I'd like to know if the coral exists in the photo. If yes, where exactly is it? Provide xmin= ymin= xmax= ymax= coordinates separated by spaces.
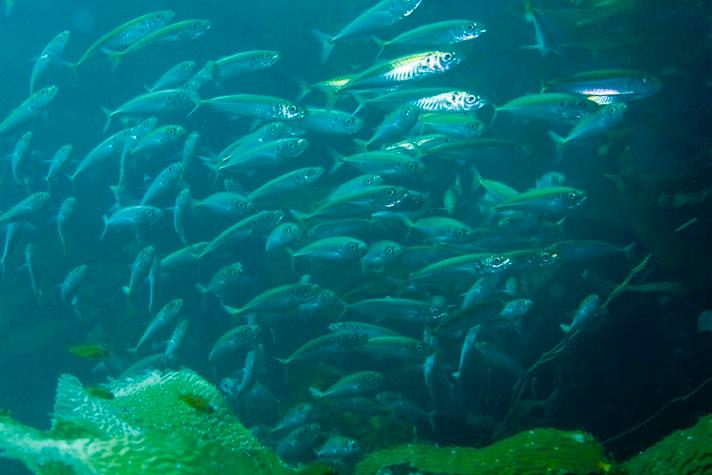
xmin=623 ymin=413 xmax=712 ymax=474
xmin=0 ymin=369 xmax=330 ymax=475
xmin=355 ymin=428 xmax=612 ymax=475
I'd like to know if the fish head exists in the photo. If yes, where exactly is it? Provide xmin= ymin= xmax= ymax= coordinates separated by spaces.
xmin=159 ymin=125 xmax=186 ymax=144
xmin=278 ymin=138 xmax=309 ymax=158
xmin=34 ymin=85 xmax=58 ymax=105
xmin=334 ymin=113 xmax=365 ymax=135
xmin=300 ymin=166 xmax=325 ymax=185
xmin=633 ymin=73 xmax=662 ymax=97
xmin=140 ymin=206 xmax=165 ymax=226
xmin=164 ymin=298 xmax=184 ymax=316
xmin=235 ymin=324 xmax=261 ymax=344
xmin=484 ymin=254 xmax=512 ymax=273
xmin=30 ymin=192 xmax=51 ymax=210
xmin=339 ymin=437 xmax=361 ymax=455
xmin=358 ymin=371 xmax=384 ymax=391
xmin=461 ymin=119 xmax=486 ymax=137
xmin=260 ymin=122 xmax=286 ymax=140
xmin=173 ymin=89 xmax=201 ymax=109
xmin=274 ymin=102 xmax=306 ymax=120
xmin=338 ymin=332 xmax=370 ymax=352
xmin=535 ymin=247 xmax=560 ymax=267
xmin=557 ymin=188 xmax=587 ymax=209
xmin=183 ymin=20 xmax=212 ymax=39
xmin=398 ymin=189 xmax=429 ymax=212
xmin=456 ymin=20 xmax=487 ymax=41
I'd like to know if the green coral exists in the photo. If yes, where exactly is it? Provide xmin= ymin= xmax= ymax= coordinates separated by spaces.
xmin=623 ymin=414 xmax=712 ymax=474
xmin=0 ymin=369 xmax=330 ymax=475
xmin=355 ymin=428 xmax=612 ymax=475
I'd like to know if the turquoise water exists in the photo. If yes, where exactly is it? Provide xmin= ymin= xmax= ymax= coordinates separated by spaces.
xmin=0 ymin=0 xmax=711 ymax=473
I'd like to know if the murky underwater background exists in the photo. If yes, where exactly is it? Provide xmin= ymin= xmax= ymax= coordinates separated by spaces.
xmin=0 ymin=0 xmax=711 ymax=473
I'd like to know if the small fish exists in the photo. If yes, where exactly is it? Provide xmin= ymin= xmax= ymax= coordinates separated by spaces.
xmin=360 ymin=336 xmax=428 ymax=362
xmin=416 ymin=112 xmax=486 ymax=138
xmin=266 ymin=222 xmax=302 ymax=252
xmin=361 ymin=240 xmax=403 ymax=272
xmin=140 ymin=162 xmax=184 ymax=205
xmin=215 ymin=50 xmax=281 ymax=80
xmin=327 ymin=174 xmax=384 ymax=201
xmin=71 ymin=127 xmax=133 ymax=182
xmin=11 ymin=131 xmax=33 ymax=187
xmin=376 ymin=391 xmax=434 ymax=427
xmin=347 ymin=297 xmax=446 ymax=324
xmin=312 ymin=0 xmax=423 ymax=62
xmin=106 ymin=19 xmax=212 ymax=69
xmin=217 ymin=138 xmax=309 ymax=174
xmin=196 ymin=262 xmax=244 ymax=302
xmin=452 ymin=325 xmax=480 ymax=382
xmin=561 ymin=294 xmax=601 ymax=333
xmin=185 ymin=60 xmax=219 ymax=91
xmin=57 ymin=197 xmax=77 ymax=255
xmin=181 ymin=131 xmax=201 ymax=180
xmin=339 ymin=51 xmax=461 ymax=92
xmin=315 ymin=435 xmax=361 ymax=459
xmin=165 ymin=318 xmax=189 ymax=359
xmin=309 ymin=371 xmax=383 ymax=400
xmin=218 ymin=122 xmax=296 ymax=159
xmin=329 ymin=321 xmax=402 ymax=339
xmin=545 ymin=69 xmax=662 ymax=104
xmin=101 ymin=205 xmax=164 ymax=240
xmin=130 ymin=298 xmax=183 ymax=353
xmin=549 ymin=103 xmax=627 ymax=146
xmin=61 ymin=264 xmax=88 ymax=305
xmin=276 ymin=332 xmax=369 ymax=365
xmin=179 ymin=393 xmax=216 ymax=414
xmin=72 ymin=10 xmax=176 ymax=68
xmin=24 ymin=243 xmax=40 ymax=298
xmin=0 ymin=192 xmax=51 ymax=226
xmin=122 ymin=245 xmax=156 ymax=297
xmin=67 ymin=343 xmax=110 ymax=360
xmin=31 ymin=30 xmax=70 ymax=94
xmin=227 ymin=282 xmax=320 ymax=318
xmin=409 ymin=252 xmax=512 ymax=284
xmin=375 ymin=19 xmax=486 ymax=55
xmin=367 ymin=104 xmax=420 ymax=149
xmin=174 ymin=188 xmax=194 ymax=245
xmin=271 ymin=403 xmax=315 ymax=433
xmin=293 ymin=107 xmax=364 ymax=136
xmin=199 ymin=210 xmax=284 ymax=260
xmin=195 ymin=191 xmax=253 ymax=221
xmin=130 ymin=125 xmax=187 ymax=157
xmin=523 ymin=0 xmax=559 ymax=57
xmin=496 ymin=93 xmax=596 ymax=124
xmin=248 ymin=167 xmax=324 ymax=205
xmin=413 ymin=90 xmax=489 ymax=112
xmin=103 ymin=90 xmax=197 ymax=134
xmin=536 ymin=171 xmax=566 ymax=188
xmin=45 ymin=144 xmax=73 ymax=183
xmin=547 ymin=240 xmax=632 ymax=262
xmin=292 ymin=236 xmax=368 ymax=263
xmin=462 ymin=275 xmax=500 ymax=310
xmin=0 ymin=86 xmax=58 ymax=137
xmin=197 ymin=94 xmax=306 ymax=121
xmin=333 ymin=150 xmax=425 ymax=179
xmin=277 ymin=423 xmax=322 ymax=460
xmin=209 ymin=325 xmax=261 ymax=363
xmin=147 ymin=255 xmax=162 ymax=314
xmin=148 ymin=60 xmax=197 ymax=92
xmin=495 ymin=186 xmax=587 ymax=214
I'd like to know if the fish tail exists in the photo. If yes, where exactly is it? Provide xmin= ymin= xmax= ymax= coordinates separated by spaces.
xmin=99 ymin=215 xmax=109 ymax=241
xmin=101 ymin=107 xmax=113 ymax=135
xmin=311 ymin=29 xmax=336 ymax=64
xmin=195 ymin=283 xmax=208 ymax=296
xmin=121 ymin=286 xmax=131 ymax=296
xmin=371 ymin=36 xmax=386 ymax=58
xmin=293 ymin=76 xmax=312 ymax=102
xmin=307 ymin=387 xmax=324 ymax=399
xmin=547 ymin=131 xmax=567 ymax=162
xmin=622 ymin=242 xmax=636 ymax=261
xmin=105 ymin=50 xmax=123 ymax=72
xmin=559 ymin=323 xmax=571 ymax=333
xmin=327 ymin=148 xmax=345 ymax=175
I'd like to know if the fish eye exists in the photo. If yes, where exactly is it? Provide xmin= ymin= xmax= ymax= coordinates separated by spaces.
xmin=407 ymin=162 xmax=417 ymax=170
xmin=345 ymin=117 xmax=354 ymax=125
xmin=416 ymin=343 xmax=426 ymax=352
xmin=347 ymin=334 xmax=357 ymax=342
xmin=401 ymin=108 xmax=410 ymax=116
xmin=469 ymin=123 xmax=479 ymax=130
xmin=241 ymin=327 xmax=250 ymax=334
xmin=386 ymin=188 xmax=396 ymax=196
xmin=147 ymin=209 xmax=155 ymax=216
xmin=238 ymin=201 xmax=247 ymax=209
xmin=349 ymin=243 xmax=358 ymax=251
xmin=366 ymin=374 xmax=374 ymax=381
xmin=450 ymin=94 xmax=458 ymax=101
xmin=284 ymin=226 xmax=292 ymax=234
xmin=567 ymin=192 xmax=578 ymax=201
xmin=425 ymin=56 xmax=433 ymax=64
xmin=386 ymin=246 xmax=394 ymax=255
xmin=443 ymin=53 xmax=453 ymax=61
xmin=288 ymin=105 xmax=297 ymax=113
xmin=467 ymin=95 xmax=477 ymax=103
xmin=179 ymin=93 xmax=189 ymax=100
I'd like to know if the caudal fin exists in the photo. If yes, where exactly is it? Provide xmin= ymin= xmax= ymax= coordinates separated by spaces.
xmin=308 ymin=387 xmax=324 ymax=399
xmin=311 ymin=29 xmax=336 ymax=64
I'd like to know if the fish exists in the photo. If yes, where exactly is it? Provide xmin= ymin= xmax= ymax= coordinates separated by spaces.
xmin=122 ymin=246 xmax=156 ymax=297
xmin=309 ymin=371 xmax=383 ymax=399
xmin=165 ymin=319 xmax=189 ymax=359
xmin=452 ymin=325 xmax=481 ymax=382
xmin=11 ymin=131 xmax=33 ymax=188
xmin=329 ymin=321 xmax=402 ymax=339
xmin=276 ymin=332 xmax=369 ymax=365
xmin=545 ymin=69 xmax=662 ymax=104
xmin=276 ymin=423 xmax=321 ymax=460
xmin=561 ymin=294 xmax=601 ymax=333
xmin=314 ymin=435 xmax=361 ymax=459
xmin=312 ymin=0 xmax=423 ymax=62
xmin=332 ymin=150 xmax=425 ymax=178
xmin=360 ymin=336 xmax=428 ymax=362
xmin=217 ymin=138 xmax=309 ymax=174
xmin=548 ymin=103 xmax=627 ymax=147
xmin=547 ymin=239 xmax=633 ymax=262
xmin=198 ymin=210 xmax=284 ymax=260
xmin=195 ymin=192 xmax=253 ymax=221
xmin=60 ymin=264 xmax=88 ymax=305
xmin=215 ymin=50 xmax=281 ymax=81
xmin=140 ymin=162 xmax=183 ymax=205
xmin=374 ymin=19 xmax=486 ymax=56
xmin=346 ymin=297 xmax=447 ymax=325
xmin=30 ymin=30 xmax=70 ymax=94
xmin=23 ymin=243 xmax=39 ymax=298
xmin=226 ymin=282 xmax=320 ymax=318
xmin=71 ymin=127 xmax=133 ymax=182
xmin=208 ymin=325 xmax=261 ymax=364
xmin=293 ymin=107 xmax=364 ymax=136
xmin=292 ymin=236 xmax=368 ymax=263
xmin=462 ymin=275 xmax=500 ymax=310
xmin=181 ymin=131 xmax=201 ymax=180
xmin=106 ymin=19 xmax=212 ymax=69
xmin=57 ymin=197 xmax=77 ymax=255
xmin=271 ymin=403 xmax=316 ymax=434
xmin=360 ymin=240 xmax=403 ymax=272
xmin=72 ymin=10 xmax=176 ymax=68
xmin=266 ymin=223 xmax=303 ymax=252
xmin=495 ymin=93 xmax=597 ymax=124
xmin=179 ymin=393 xmax=216 ymax=414
xmin=409 ymin=252 xmax=512 ymax=285
xmin=130 ymin=298 xmax=183 ymax=353
xmin=196 ymin=262 xmax=244 ymax=302
xmin=103 ymin=91 xmax=197 ymax=134
xmin=366 ymin=104 xmax=421 ymax=149
xmin=338 ymin=51 xmax=462 ymax=92
xmin=327 ymin=174 xmax=384 ymax=201
xmin=45 ymin=144 xmax=73 ymax=184
xmin=147 ymin=255 xmax=162 ymax=314
xmin=0 ymin=192 xmax=51 ymax=226
xmin=218 ymin=122 xmax=296 ymax=159
xmin=415 ymin=112 xmax=486 ymax=139
xmin=173 ymin=189 xmax=194 ymax=245
xmin=0 ymin=86 xmax=58 ymax=137
xmin=196 ymin=94 xmax=306 ymax=121
xmin=147 ymin=60 xmax=197 ymax=92
xmin=523 ymin=0 xmax=559 ymax=57
xmin=494 ymin=186 xmax=587 ymax=214
xmin=66 ymin=344 xmax=110 ymax=360
xmin=101 ymin=205 xmax=164 ymax=240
